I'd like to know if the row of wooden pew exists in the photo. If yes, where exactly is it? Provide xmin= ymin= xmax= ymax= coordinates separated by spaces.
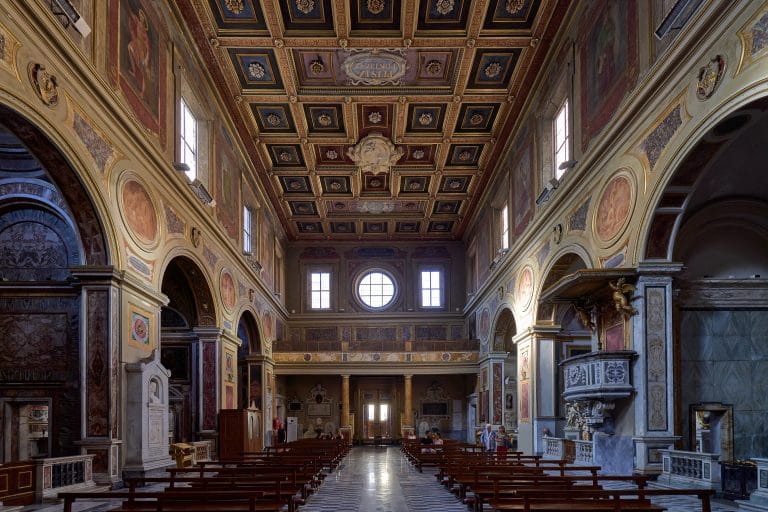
xmin=59 ymin=438 xmax=350 ymax=512
xmin=402 ymin=440 xmax=715 ymax=512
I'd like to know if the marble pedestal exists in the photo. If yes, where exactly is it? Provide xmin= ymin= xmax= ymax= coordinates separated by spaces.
xmin=737 ymin=458 xmax=768 ymax=511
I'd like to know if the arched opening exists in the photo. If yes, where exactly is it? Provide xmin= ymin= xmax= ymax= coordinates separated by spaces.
xmin=492 ymin=308 xmax=518 ymax=434
xmin=651 ymin=99 xmax=768 ymax=461
xmin=0 ymin=110 xmax=111 ymax=469
xmin=160 ymin=256 xmax=217 ymax=443
xmin=236 ymin=311 xmax=263 ymax=410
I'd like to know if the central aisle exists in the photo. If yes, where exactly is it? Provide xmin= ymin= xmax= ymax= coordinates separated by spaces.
xmin=301 ymin=446 xmax=467 ymax=512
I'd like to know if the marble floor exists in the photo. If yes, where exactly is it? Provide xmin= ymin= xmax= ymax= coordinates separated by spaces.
xmin=12 ymin=446 xmax=743 ymax=512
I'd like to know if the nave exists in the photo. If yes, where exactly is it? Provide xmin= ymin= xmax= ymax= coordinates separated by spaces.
xmin=18 ymin=446 xmax=741 ymax=512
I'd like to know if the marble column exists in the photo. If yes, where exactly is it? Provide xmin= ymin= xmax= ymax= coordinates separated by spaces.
xmin=71 ymin=267 xmax=126 ymax=486
xmin=530 ymin=325 xmax=561 ymax=456
xmin=340 ymin=374 xmax=351 ymax=442
xmin=513 ymin=330 xmax=535 ymax=454
xmin=193 ymin=327 xmax=222 ymax=447
xmin=632 ymin=263 xmax=683 ymax=475
xmin=403 ymin=374 xmax=413 ymax=437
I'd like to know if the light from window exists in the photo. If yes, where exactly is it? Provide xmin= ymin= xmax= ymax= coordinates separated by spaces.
xmin=243 ymin=206 xmax=252 ymax=254
xmin=310 ymin=272 xmax=330 ymax=309
xmin=420 ymin=270 xmax=442 ymax=307
xmin=379 ymin=403 xmax=389 ymax=421
xmin=554 ymin=99 xmax=569 ymax=180
xmin=501 ymin=204 xmax=509 ymax=250
xmin=180 ymin=98 xmax=198 ymax=181
xmin=358 ymin=271 xmax=395 ymax=309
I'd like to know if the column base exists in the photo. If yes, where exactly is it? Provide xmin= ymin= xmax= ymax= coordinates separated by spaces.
xmin=633 ymin=436 xmax=678 ymax=475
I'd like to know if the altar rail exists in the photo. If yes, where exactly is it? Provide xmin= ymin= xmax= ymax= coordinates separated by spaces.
xmin=659 ymin=449 xmax=721 ymax=489
xmin=35 ymin=454 xmax=97 ymax=501
xmin=543 ymin=437 xmax=594 ymax=464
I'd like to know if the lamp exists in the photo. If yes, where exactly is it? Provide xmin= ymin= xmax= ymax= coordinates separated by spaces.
xmin=173 ymin=162 xmax=190 ymax=173
xmin=558 ymin=159 xmax=577 ymax=170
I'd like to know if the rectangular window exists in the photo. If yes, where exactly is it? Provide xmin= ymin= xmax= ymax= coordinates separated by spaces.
xmin=554 ymin=99 xmax=569 ymax=180
xmin=310 ymin=271 xmax=330 ymax=309
xmin=243 ymin=206 xmax=252 ymax=254
xmin=500 ymin=204 xmax=509 ymax=251
xmin=180 ymin=98 xmax=198 ymax=181
xmin=420 ymin=270 xmax=442 ymax=307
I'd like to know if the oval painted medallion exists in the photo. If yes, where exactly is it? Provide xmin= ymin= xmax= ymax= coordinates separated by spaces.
xmin=121 ymin=179 xmax=158 ymax=244
xmin=595 ymin=174 xmax=633 ymax=242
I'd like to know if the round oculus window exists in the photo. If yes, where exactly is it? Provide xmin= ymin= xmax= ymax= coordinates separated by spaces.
xmin=357 ymin=271 xmax=396 ymax=309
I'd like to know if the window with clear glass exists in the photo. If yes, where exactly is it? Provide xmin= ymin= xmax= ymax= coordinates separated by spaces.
xmin=310 ymin=272 xmax=330 ymax=309
xmin=243 ymin=206 xmax=252 ymax=254
xmin=180 ymin=98 xmax=198 ymax=181
xmin=501 ymin=204 xmax=509 ymax=250
xmin=420 ymin=270 xmax=442 ymax=308
xmin=358 ymin=271 xmax=395 ymax=309
xmin=554 ymin=99 xmax=569 ymax=180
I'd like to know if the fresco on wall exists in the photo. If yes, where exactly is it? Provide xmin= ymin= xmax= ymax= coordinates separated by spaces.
xmin=515 ymin=266 xmax=534 ymax=311
xmin=110 ymin=0 xmax=166 ymax=141
xmin=580 ymin=0 xmax=638 ymax=150
xmin=121 ymin=178 xmax=158 ymax=245
xmin=220 ymin=269 xmax=236 ymax=312
xmin=594 ymin=173 xmax=633 ymax=243
xmin=512 ymin=127 xmax=534 ymax=236
xmin=259 ymin=212 xmax=274 ymax=286
xmin=216 ymin=126 xmax=241 ymax=240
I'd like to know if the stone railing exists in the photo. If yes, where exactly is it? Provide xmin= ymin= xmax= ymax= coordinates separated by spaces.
xmin=544 ymin=436 xmax=564 ymax=459
xmin=575 ymin=440 xmax=594 ymax=464
xmin=659 ymin=449 xmax=721 ymax=489
xmin=561 ymin=350 xmax=636 ymax=402
xmin=35 ymin=454 xmax=97 ymax=500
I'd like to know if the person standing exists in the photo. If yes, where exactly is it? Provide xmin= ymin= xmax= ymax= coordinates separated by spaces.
xmin=480 ymin=424 xmax=496 ymax=453
xmin=496 ymin=425 xmax=509 ymax=457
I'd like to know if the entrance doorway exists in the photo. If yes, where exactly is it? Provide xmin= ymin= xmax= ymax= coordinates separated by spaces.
xmin=361 ymin=388 xmax=394 ymax=444
xmin=2 ymin=400 xmax=51 ymax=462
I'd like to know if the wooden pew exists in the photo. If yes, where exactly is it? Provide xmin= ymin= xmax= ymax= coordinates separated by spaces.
xmin=489 ymin=488 xmax=715 ymax=512
xmin=58 ymin=490 xmax=284 ymax=512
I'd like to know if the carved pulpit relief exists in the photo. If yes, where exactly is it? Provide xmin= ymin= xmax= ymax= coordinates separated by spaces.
xmin=124 ymin=350 xmax=172 ymax=474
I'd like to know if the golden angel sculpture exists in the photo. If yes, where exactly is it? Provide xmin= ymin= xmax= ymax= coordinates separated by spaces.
xmin=609 ymin=277 xmax=637 ymax=317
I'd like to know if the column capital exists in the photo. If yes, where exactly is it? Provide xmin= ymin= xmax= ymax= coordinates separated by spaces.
xmin=637 ymin=261 xmax=685 ymax=276
xmin=193 ymin=326 xmax=223 ymax=341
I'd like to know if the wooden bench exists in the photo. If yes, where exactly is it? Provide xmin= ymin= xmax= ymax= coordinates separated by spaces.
xmin=58 ymin=490 xmax=284 ymax=512
xmin=489 ymin=488 xmax=715 ymax=512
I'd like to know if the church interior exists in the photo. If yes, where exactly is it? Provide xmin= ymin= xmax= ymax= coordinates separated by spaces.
xmin=1 ymin=0 xmax=768 ymax=510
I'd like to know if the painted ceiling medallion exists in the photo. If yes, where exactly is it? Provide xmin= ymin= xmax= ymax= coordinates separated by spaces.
xmin=347 ymin=132 xmax=404 ymax=175
xmin=224 ymin=0 xmax=245 ymax=14
xmin=412 ymin=149 xmax=425 ymax=160
xmin=279 ymin=151 xmax=293 ymax=161
xmin=484 ymin=61 xmax=502 ymax=78
xmin=435 ymin=0 xmax=455 ymax=15
xmin=248 ymin=62 xmax=265 ymax=79
xmin=425 ymin=60 xmax=442 ymax=75
xmin=266 ymin=113 xmax=282 ymax=126
xmin=368 ymin=111 xmax=383 ymax=123
xmin=366 ymin=0 xmax=385 ymax=15
xmin=506 ymin=0 xmax=525 ymax=14
xmin=458 ymin=150 xmax=472 ymax=161
xmin=325 ymin=149 xmax=339 ymax=159
xmin=317 ymin=113 xmax=333 ymax=126
xmin=295 ymin=0 xmax=315 ymax=15
xmin=418 ymin=112 xmax=434 ymax=125
xmin=28 ymin=63 xmax=59 ymax=107
xmin=309 ymin=57 xmax=325 ymax=74
xmin=470 ymin=113 xmax=485 ymax=125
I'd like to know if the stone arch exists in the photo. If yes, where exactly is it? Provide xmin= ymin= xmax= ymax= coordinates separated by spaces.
xmin=0 ymin=105 xmax=110 ymax=265
xmin=159 ymin=255 xmax=217 ymax=327
xmin=0 ymin=108 xmax=114 ymax=466
xmin=641 ymin=97 xmax=768 ymax=460
xmin=536 ymin=249 xmax=591 ymax=323
xmin=236 ymin=309 xmax=263 ymax=409
xmin=491 ymin=306 xmax=517 ymax=353
xmin=640 ymin=96 xmax=768 ymax=262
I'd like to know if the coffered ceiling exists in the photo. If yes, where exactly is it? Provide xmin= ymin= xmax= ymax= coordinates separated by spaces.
xmin=177 ymin=0 xmax=569 ymax=241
